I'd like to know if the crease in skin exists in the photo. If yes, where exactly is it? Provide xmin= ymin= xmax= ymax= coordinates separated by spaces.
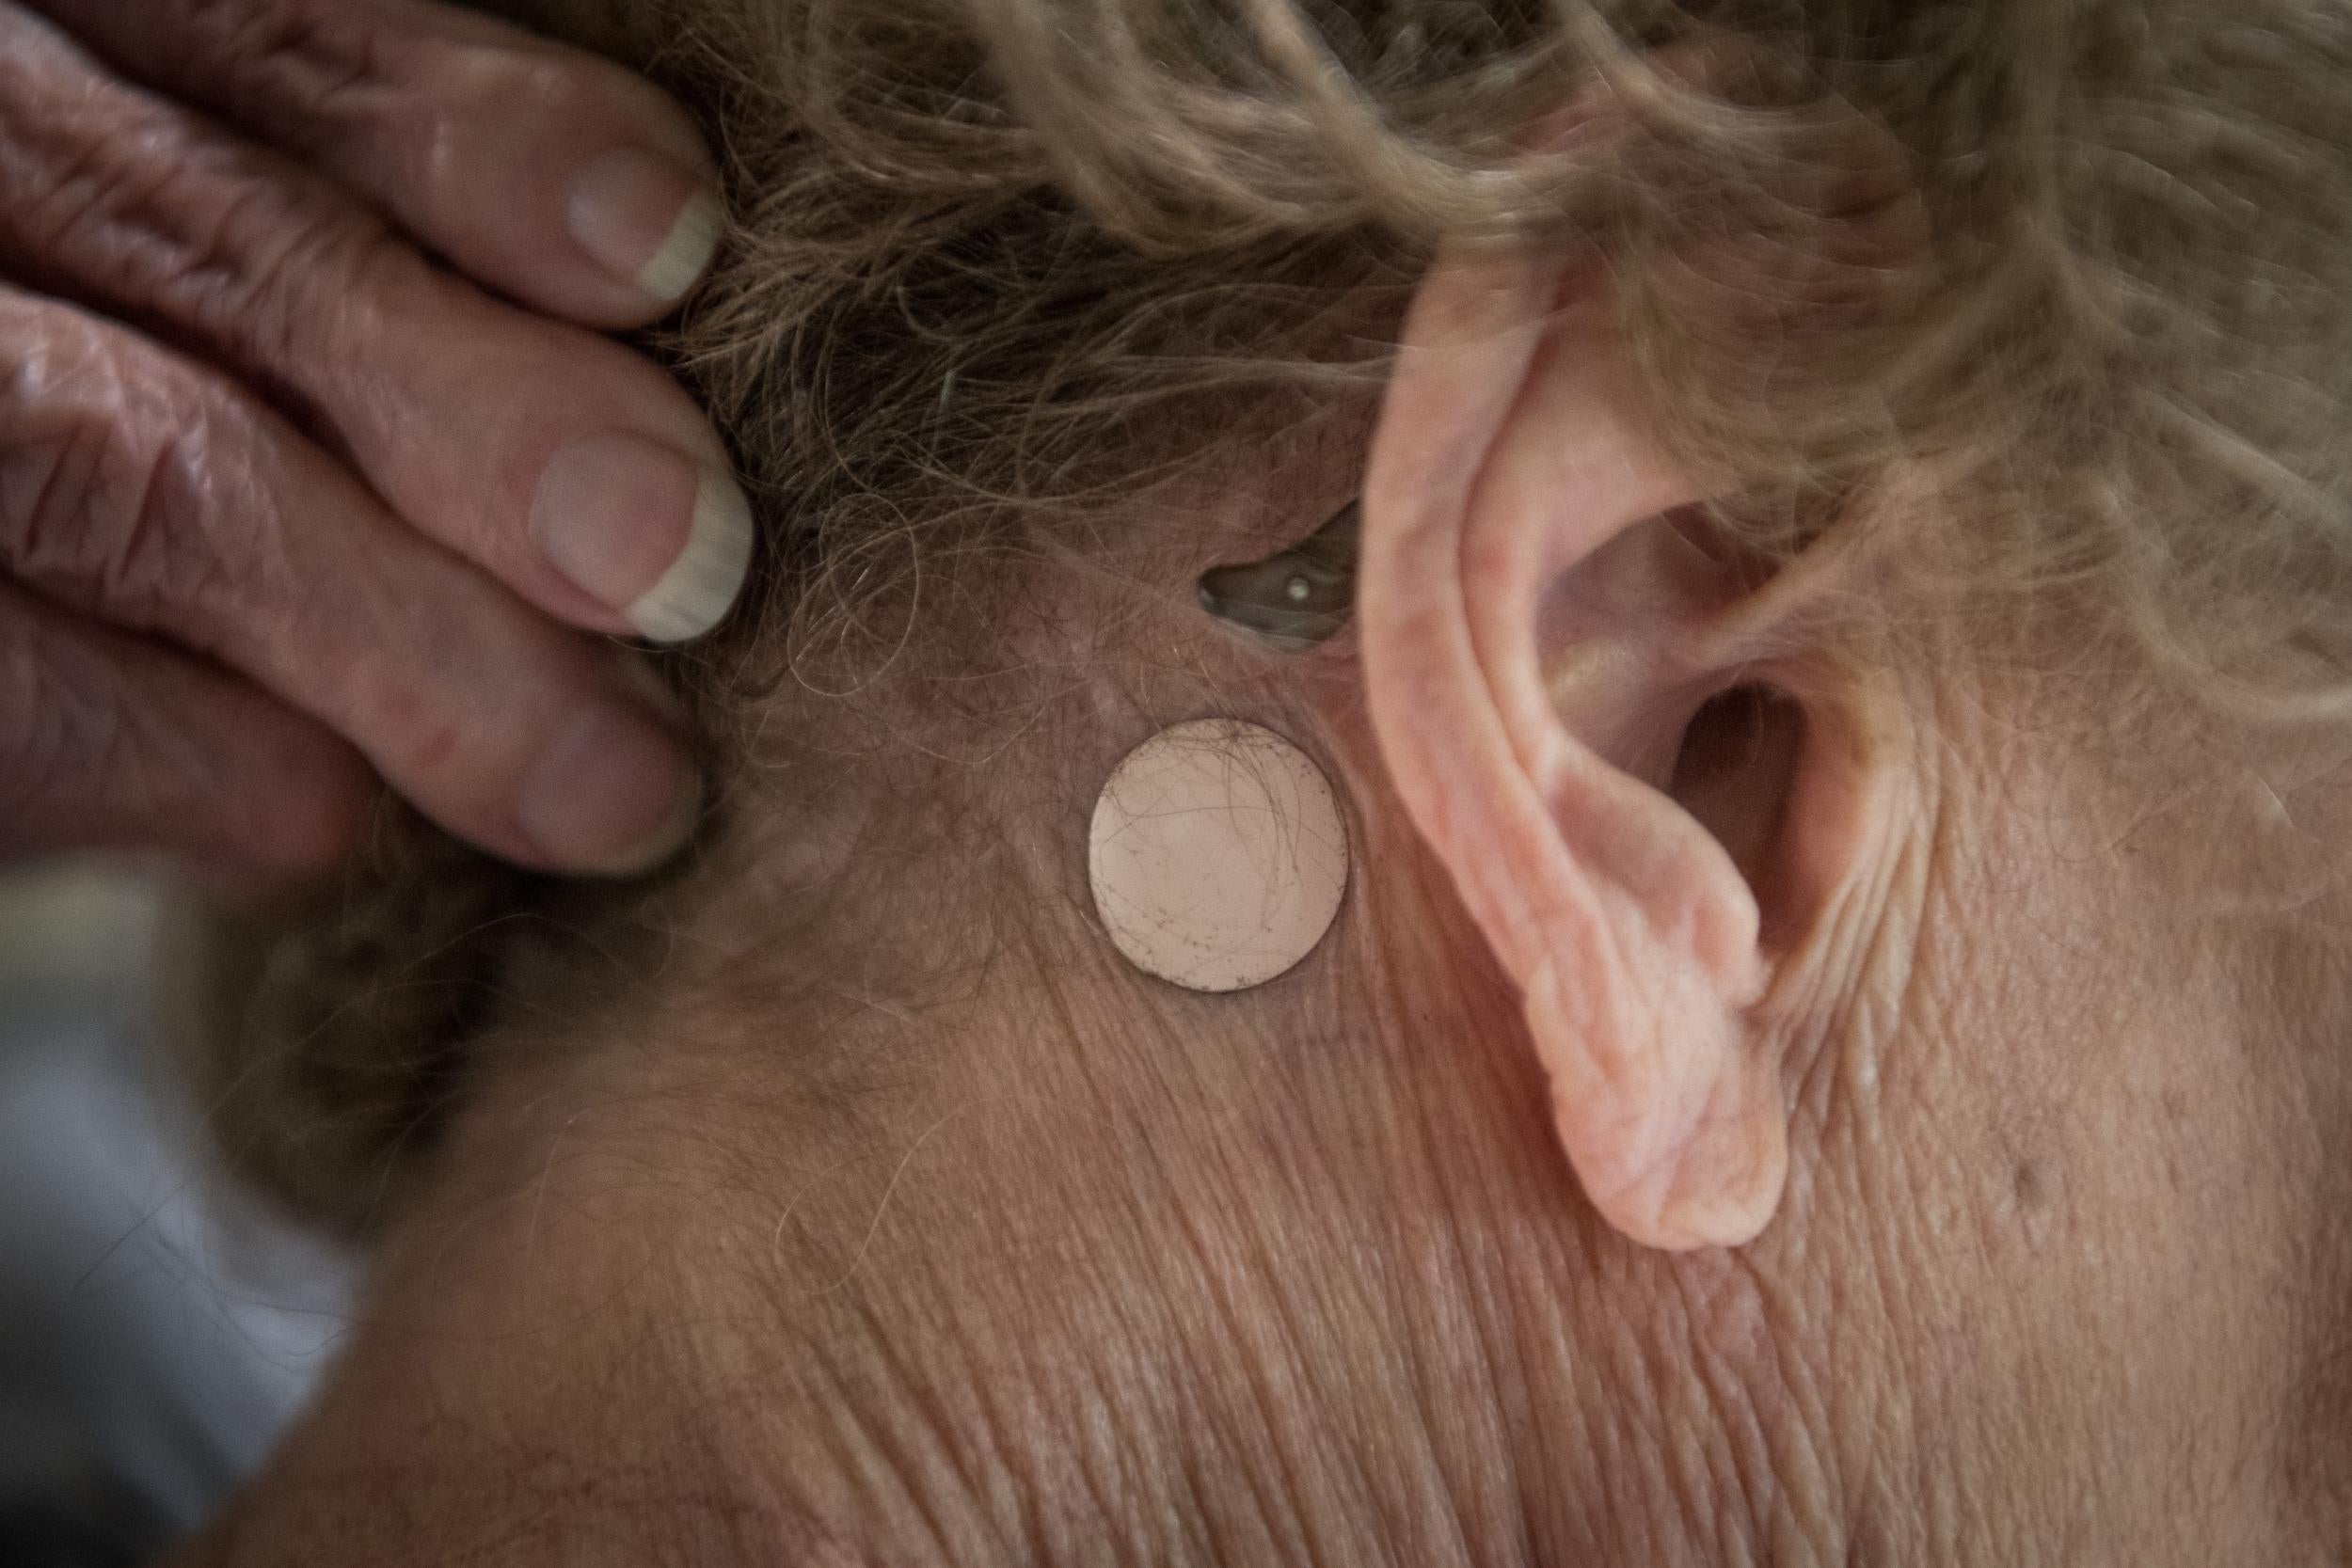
xmin=1197 ymin=499 xmax=1361 ymax=652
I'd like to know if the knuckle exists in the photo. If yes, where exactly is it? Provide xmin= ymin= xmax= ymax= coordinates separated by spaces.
xmin=0 ymin=301 xmax=271 ymax=628
xmin=195 ymin=0 xmax=607 ymax=181
xmin=0 ymin=15 xmax=151 ymax=261
xmin=179 ymin=0 xmax=392 ymax=133
xmin=158 ymin=153 xmax=417 ymax=377
xmin=0 ymin=13 xmax=417 ymax=380
xmin=180 ymin=0 xmax=623 ymax=135
xmin=199 ymin=176 xmax=418 ymax=372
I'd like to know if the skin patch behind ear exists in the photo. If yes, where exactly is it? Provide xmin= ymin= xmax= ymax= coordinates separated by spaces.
xmin=1089 ymin=719 xmax=1349 ymax=992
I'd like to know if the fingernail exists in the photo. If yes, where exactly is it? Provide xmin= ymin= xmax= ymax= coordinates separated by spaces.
xmin=519 ymin=703 xmax=700 ymax=877
xmin=568 ymin=148 xmax=723 ymax=306
xmin=532 ymin=432 xmax=753 ymax=642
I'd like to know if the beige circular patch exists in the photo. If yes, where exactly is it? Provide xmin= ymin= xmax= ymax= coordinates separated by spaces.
xmin=1088 ymin=719 xmax=1349 ymax=992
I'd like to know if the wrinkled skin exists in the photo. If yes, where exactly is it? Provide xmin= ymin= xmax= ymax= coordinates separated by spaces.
xmin=0 ymin=0 xmax=751 ymax=876
xmin=174 ymin=412 xmax=2352 ymax=1563
xmin=69 ymin=2 xmax=2349 ymax=1560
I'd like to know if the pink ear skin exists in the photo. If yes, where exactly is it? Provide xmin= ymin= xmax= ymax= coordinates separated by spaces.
xmin=1359 ymin=245 xmax=1788 ymax=1251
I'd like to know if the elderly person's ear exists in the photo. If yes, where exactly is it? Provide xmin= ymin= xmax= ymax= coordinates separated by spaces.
xmin=1359 ymin=243 xmax=1891 ymax=1252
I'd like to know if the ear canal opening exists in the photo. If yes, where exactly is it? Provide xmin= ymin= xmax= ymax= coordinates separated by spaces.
xmin=1667 ymin=684 xmax=1808 ymax=949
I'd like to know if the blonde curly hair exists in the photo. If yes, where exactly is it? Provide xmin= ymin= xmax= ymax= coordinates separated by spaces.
xmin=191 ymin=0 xmax=2352 ymax=1232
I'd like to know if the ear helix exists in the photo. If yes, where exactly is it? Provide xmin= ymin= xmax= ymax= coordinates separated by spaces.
xmin=1356 ymin=244 xmax=1790 ymax=1250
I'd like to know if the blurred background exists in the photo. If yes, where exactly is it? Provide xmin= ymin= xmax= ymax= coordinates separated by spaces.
xmin=0 ymin=864 xmax=355 ymax=1567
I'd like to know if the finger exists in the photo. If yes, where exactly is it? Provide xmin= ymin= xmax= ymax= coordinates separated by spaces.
xmin=0 ymin=579 xmax=373 ymax=870
xmin=28 ymin=0 xmax=723 ymax=325
xmin=0 ymin=287 xmax=701 ymax=877
xmin=0 ymin=7 xmax=753 ymax=644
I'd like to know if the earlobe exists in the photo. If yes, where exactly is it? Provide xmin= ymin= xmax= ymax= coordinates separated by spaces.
xmin=1359 ymin=244 xmax=1789 ymax=1250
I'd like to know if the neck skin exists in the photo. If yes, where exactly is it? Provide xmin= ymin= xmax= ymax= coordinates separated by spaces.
xmin=178 ymin=462 xmax=2352 ymax=1566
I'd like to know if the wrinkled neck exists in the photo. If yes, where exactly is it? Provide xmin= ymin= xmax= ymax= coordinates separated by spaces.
xmin=176 ymin=824 xmax=1891 ymax=1567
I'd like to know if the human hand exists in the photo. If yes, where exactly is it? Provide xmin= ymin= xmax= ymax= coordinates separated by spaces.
xmin=0 ymin=0 xmax=750 ymax=876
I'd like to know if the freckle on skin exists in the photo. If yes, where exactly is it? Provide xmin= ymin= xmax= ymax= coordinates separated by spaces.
xmin=1088 ymin=719 xmax=1349 ymax=992
xmin=2013 ymin=1160 xmax=2046 ymax=1210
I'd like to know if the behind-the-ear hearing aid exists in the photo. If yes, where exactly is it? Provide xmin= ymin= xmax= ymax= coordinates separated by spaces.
xmin=1197 ymin=499 xmax=1359 ymax=653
